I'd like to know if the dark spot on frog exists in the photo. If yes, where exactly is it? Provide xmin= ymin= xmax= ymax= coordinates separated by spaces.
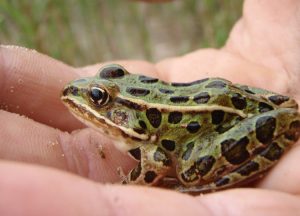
xmin=130 ymin=162 xmax=142 ymax=181
xmin=211 ymin=110 xmax=225 ymax=125
xmin=221 ymin=136 xmax=250 ymax=165
xmin=258 ymin=102 xmax=274 ymax=113
xmin=244 ymin=89 xmax=255 ymax=94
xmin=255 ymin=116 xmax=276 ymax=143
xmin=205 ymin=80 xmax=227 ymax=89
xmin=182 ymin=142 xmax=195 ymax=161
xmin=161 ymin=139 xmax=176 ymax=151
xmin=180 ymin=155 xmax=216 ymax=183
xmin=260 ymin=142 xmax=283 ymax=161
xmin=139 ymin=75 xmax=159 ymax=83
xmin=193 ymin=92 xmax=210 ymax=104
xmin=133 ymin=128 xmax=146 ymax=134
xmin=186 ymin=121 xmax=201 ymax=133
xmin=139 ymin=120 xmax=147 ymax=129
xmin=214 ymin=177 xmax=230 ymax=187
xmin=284 ymin=120 xmax=300 ymax=141
xmin=235 ymin=161 xmax=259 ymax=176
xmin=181 ymin=167 xmax=199 ymax=183
xmin=128 ymin=147 xmax=141 ymax=160
xmin=237 ymin=85 xmax=255 ymax=94
xmin=62 ymin=86 xmax=79 ymax=96
xmin=268 ymin=95 xmax=290 ymax=105
xmin=153 ymin=147 xmax=171 ymax=166
xmin=252 ymin=146 xmax=266 ymax=155
xmin=231 ymin=93 xmax=247 ymax=110
xmin=146 ymin=108 xmax=162 ymax=128
xmin=171 ymin=78 xmax=209 ymax=87
xmin=291 ymin=120 xmax=300 ymax=129
xmin=126 ymin=87 xmax=150 ymax=97
xmin=170 ymin=96 xmax=189 ymax=103
xmin=99 ymin=65 xmax=125 ymax=79
xmin=115 ymin=97 xmax=144 ymax=111
xmin=144 ymin=171 xmax=158 ymax=183
xmin=171 ymin=82 xmax=191 ymax=87
xmin=168 ymin=111 xmax=183 ymax=124
xmin=159 ymin=89 xmax=174 ymax=94
xmin=195 ymin=155 xmax=216 ymax=176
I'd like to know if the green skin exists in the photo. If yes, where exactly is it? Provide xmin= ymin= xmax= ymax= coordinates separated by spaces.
xmin=61 ymin=64 xmax=300 ymax=194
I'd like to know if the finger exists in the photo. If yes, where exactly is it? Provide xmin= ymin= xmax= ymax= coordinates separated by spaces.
xmin=0 ymin=110 xmax=135 ymax=182
xmin=226 ymin=0 xmax=300 ymax=82
xmin=0 ymin=45 xmax=82 ymax=131
xmin=1 ymin=161 xmax=300 ymax=216
xmin=200 ymin=188 xmax=300 ymax=216
xmin=0 ymin=161 xmax=207 ymax=216
xmin=0 ymin=45 xmax=158 ymax=131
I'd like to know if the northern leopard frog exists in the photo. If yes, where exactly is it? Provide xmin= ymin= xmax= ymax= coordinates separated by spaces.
xmin=61 ymin=64 xmax=300 ymax=193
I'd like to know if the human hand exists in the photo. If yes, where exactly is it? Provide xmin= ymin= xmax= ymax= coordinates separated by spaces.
xmin=1 ymin=0 xmax=300 ymax=215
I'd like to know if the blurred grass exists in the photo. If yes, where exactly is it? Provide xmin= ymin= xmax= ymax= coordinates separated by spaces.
xmin=0 ymin=0 xmax=243 ymax=66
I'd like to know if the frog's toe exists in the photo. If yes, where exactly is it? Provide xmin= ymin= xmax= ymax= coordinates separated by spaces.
xmin=125 ymin=144 xmax=172 ymax=185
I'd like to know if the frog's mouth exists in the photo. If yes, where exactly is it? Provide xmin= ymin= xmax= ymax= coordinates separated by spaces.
xmin=61 ymin=97 xmax=149 ymax=151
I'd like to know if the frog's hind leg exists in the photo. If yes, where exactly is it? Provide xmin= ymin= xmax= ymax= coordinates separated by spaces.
xmin=176 ymin=135 xmax=293 ymax=194
xmin=236 ymin=84 xmax=298 ymax=109
xmin=123 ymin=144 xmax=172 ymax=186
xmin=175 ymin=108 xmax=300 ymax=194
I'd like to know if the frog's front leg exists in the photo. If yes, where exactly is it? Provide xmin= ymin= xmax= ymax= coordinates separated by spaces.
xmin=124 ymin=144 xmax=172 ymax=185
xmin=176 ymin=108 xmax=300 ymax=194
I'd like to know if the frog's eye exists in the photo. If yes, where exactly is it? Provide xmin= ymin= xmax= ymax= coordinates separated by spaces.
xmin=89 ymin=86 xmax=109 ymax=106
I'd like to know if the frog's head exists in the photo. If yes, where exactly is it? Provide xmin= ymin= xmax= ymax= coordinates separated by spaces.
xmin=61 ymin=64 xmax=149 ymax=151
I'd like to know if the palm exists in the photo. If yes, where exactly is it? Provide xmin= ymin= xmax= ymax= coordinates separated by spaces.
xmin=1 ymin=0 xmax=300 ymax=215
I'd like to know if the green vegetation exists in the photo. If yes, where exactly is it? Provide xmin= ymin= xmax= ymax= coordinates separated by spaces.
xmin=0 ymin=0 xmax=243 ymax=66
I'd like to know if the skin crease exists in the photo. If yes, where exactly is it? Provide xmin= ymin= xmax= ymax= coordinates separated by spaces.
xmin=1 ymin=0 xmax=300 ymax=215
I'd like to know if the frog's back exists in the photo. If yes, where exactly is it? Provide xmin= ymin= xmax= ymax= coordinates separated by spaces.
xmin=113 ymin=73 xmax=276 ymax=116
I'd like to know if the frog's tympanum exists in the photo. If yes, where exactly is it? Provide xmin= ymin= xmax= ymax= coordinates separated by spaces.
xmin=61 ymin=64 xmax=300 ymax=194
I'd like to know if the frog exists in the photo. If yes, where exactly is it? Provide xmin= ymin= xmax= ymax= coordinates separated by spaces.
xmin=61 ymin=64 xmax=300 ymax=194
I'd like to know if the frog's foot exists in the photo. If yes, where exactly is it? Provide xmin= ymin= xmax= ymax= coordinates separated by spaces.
xmin=126 ymin=144 xmax=172 ymax=185
xmin=175 ymin=108 xmax=300 ymax=195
